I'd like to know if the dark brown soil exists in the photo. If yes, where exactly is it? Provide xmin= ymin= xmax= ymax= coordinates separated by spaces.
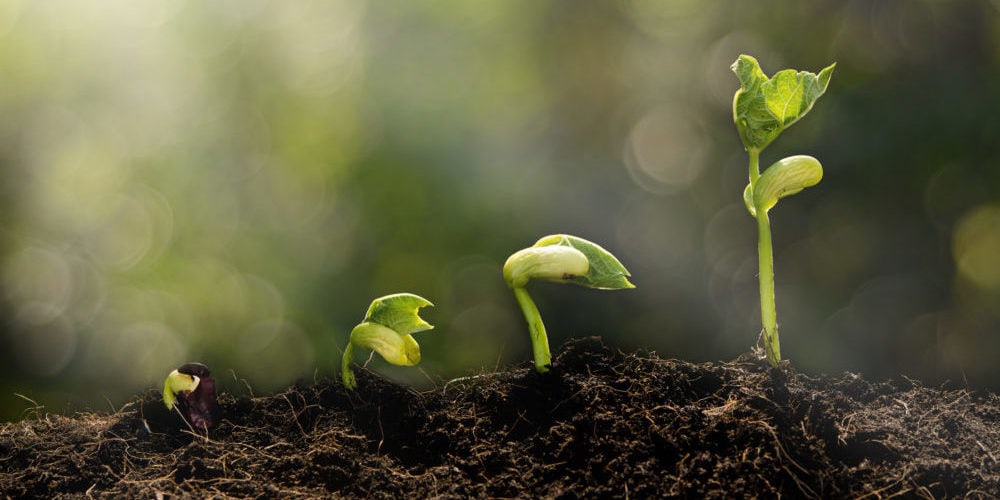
xmin=2 ymin=338 xmax=999 ymax=498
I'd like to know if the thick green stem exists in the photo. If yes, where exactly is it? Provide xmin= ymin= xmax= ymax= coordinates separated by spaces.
xmin=512 ymin=287 xmax=551 ymax=373
xmin=748 ymin=148 xmax=760 ymax=183
xmin=749 ymin=148 xmax=780 ymax=367
xmin=756 ymin=210 xmax=780 ymax=367
xmin=341 ymin=342 xmax=357 ymax=389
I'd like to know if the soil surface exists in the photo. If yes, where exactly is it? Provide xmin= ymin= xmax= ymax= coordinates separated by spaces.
xmin=2 ymin=337 xmax=999 ymax=498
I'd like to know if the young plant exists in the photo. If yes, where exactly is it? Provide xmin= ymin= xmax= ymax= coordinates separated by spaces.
xmin=732 ymin=54 xmax=835 ymax=367
xmin=341 ymin=293 xmax=434 ymax=390
xmin=503 ymin=234 xmax=634 ymax=373
xmin=162 ymin=362 xmax=221 ymax=430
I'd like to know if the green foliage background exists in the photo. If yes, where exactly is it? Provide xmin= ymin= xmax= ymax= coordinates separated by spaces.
xmin=3 ymin=1 xmax=1000 ymax=420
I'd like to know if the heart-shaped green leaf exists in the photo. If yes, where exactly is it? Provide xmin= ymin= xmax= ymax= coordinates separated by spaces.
xmin=732 ymin=55 xmax=835 ymax=152
xmin=363 ymin=293 xmax=434 ymax=336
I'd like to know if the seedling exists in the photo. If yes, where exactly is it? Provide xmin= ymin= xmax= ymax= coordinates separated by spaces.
xmin=732 ymin=54 xmax=834 ymax=367
xmin=162 ymin=362 xmax=221 ymax=430
xmin=503 ymin=234 xmax=634 ymax=373
xmin=341 ymin=293 xmax=434 ymax=390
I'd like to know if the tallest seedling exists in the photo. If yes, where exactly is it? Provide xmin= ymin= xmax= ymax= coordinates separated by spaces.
xmin=732 ymin=55 xmax=835 ymax=367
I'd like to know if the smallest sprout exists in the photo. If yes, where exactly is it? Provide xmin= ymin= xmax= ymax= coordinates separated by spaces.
xmin=162 ymin=362 xmax=220 ymax=430
xmin=504 ymin=234 xmax=634 ymax=373
xmin=341 ymin=293 xmax=434 ymax=390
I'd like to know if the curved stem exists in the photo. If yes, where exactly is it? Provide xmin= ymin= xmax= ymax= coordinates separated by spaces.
xmin=748 ymin=148 xmax=761 ymax=184
xmin=756 ymin=209 xmax=780 ymax=367
xmin=512 ymin=287 xmax=551 ymax=373
xmin=341 ymin=342 xmax=357 ymax=389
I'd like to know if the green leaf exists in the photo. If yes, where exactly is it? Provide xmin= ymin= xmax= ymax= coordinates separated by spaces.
xmin=349 ymin=322 xmax=422 ymax=366
xmin=753 ymin=155 xmax=823 ymax=213
xmin=732 ymin=55 xmax=835 ymax=152
xmin=363 ymin=293 xmax=434 ymax=335
xmin=532 ymin=234 xmax=634 ymax=289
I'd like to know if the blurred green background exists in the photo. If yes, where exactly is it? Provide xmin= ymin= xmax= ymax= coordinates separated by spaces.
xmin=3 ymin=1 xmax=1000 ymax=421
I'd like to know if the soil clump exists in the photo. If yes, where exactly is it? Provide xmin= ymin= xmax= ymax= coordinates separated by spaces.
xmin=2 ymin=338 xmax=998 ymax=498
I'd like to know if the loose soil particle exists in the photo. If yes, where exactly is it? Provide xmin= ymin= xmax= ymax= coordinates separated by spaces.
xmin=2 ymin=337 xmax=998 ymax=498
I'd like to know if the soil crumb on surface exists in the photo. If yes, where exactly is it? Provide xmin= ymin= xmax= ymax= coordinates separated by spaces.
xmin=2 ymin=337 xmax=999 ymax=498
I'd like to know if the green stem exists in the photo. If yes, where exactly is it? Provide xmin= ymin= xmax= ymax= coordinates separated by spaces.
xmin=748 ymin=148 xmax=760 ymax=184
xmin=341 ymin=342 xmax=357 ymax=389
xmin=748 ymin=148 xmax=779 ymax=367
xmin=512 ymin=287 xmax=551 ymax=373
xmin=756 ymin=209 xmax=780 ymax=367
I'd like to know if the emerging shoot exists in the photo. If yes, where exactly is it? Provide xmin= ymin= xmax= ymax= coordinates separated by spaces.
xmin=503 ymin=234 xmax=634 ymax=373
xmin=732 ymin=54 xmax=835 ymax=367
xmin=341 ymin=293 xmax=434 ymax=390
xmin=162 ymin=362 xmax=221 ymax=430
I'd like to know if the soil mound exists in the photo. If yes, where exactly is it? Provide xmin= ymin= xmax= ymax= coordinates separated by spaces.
xmin=2 ymin=338 xmax=998 ymax=497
